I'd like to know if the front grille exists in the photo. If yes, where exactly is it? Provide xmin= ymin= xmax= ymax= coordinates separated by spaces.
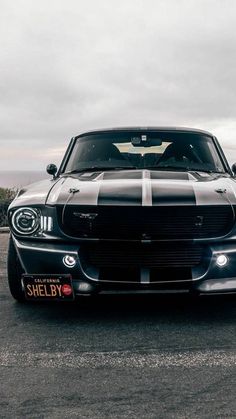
xmin=80 ymin=243 xmax=206 ymax=284
xmin=99 ymin=268 xmax=140 ymax=282
xmin=98 ymin=267 xmax=193 ymax=283
xmin=82 ymin=243 xmax=204 ymax=269
xmin=149 ymin=268 xmax=192 ymax=282
xmin=58 ymin=205 xmax=234 ymax=240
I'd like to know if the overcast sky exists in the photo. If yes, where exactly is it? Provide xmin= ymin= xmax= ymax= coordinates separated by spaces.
xmin=1 ymin=0 xmax=236 ymax=171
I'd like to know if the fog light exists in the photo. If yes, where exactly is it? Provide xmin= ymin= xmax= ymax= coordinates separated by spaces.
xmin=78 ymin=282 xmax=94 ymax=293
xmin=216 ymin=254 xmax=228 ymax=267
xmin=63 ymin=255 xmax=76 ymax=268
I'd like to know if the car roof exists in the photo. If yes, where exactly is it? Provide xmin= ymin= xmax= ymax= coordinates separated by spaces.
xmin=74 ymin=126 xmax=213 ymax=139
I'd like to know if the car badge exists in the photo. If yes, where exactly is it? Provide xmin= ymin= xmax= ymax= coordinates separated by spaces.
xmin=195 ymin=216 xmax=204 ymax=227
xmin=73 ymin=213 xmax=98 ymax=220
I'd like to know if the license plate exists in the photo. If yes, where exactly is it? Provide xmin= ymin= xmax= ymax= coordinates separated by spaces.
xmin=22 ymin=274 xmax=75 ymax=301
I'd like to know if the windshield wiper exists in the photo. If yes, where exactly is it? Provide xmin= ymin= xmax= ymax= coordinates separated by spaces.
xmin=145 ymin=165 xmax=224 ymax=174
xmin=193 ymin=169 xmax=225 ymax=174
xmin=64 ymin=166 xmax=136 ymax=174
xmin=145 ymin=165 xmax=190 ymax=171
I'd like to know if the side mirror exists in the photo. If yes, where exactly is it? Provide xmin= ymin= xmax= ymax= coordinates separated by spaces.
xmin=232 ymin=163 xmax=236 ymax=176
xmin=47 ymin=163 xmax=57 ymax=179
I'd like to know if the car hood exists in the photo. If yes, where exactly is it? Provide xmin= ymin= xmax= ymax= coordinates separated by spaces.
xmin=45 ymin=170 xmax=236 ymax=207
xmin=11 ymin=170 xmax=236 ymax=208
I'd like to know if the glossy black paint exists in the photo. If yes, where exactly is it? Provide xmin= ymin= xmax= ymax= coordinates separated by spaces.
xmin=7 ymin=127 xmax=236 ymax=295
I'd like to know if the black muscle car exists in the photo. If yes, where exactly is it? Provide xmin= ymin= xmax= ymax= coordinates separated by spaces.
xmin=7 ymin=127 xmax=236 ymax=301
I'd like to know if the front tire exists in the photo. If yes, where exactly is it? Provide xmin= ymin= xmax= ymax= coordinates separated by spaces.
xmin=7 ymin=236 xmax=25 ymax=302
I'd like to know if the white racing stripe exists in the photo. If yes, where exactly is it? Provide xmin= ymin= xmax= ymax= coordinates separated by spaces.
xmin=142 ymin=170 xmax=152 ymax=206
xmin=1 ymin=350 xmax=236 ymax=368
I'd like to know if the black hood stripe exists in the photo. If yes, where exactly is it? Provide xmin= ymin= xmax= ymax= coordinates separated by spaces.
xmin=98 ymin=171 xmax=142 ymax=206
xmin=152 ymin=173 xmax=197 ymax=206
xmin=102 ymin=171 xmax=142 ymax=180
xmin=98 ymin=170 xmax=197 ymax=206
xmin=150 ymin=171 xmax=190 ymax=181
xmin=97 ymin=182 xmax=142 ymax=205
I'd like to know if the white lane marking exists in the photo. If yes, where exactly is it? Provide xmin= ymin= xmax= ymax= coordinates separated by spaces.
xmin=142 ymin=170 xmax=152 ymax=206
xmin=0 ymin=350 xmax=236 ymax=368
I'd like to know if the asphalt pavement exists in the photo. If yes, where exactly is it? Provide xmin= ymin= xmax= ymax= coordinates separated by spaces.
xmin=1 ymin=233 xmax=236 ymax=418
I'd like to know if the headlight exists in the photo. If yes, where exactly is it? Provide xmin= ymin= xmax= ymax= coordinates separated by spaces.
xmin=11 ymin=207 xmax=40 ymax=235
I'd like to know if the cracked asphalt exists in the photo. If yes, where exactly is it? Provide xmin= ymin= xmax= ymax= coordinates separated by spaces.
xmin=1 ymin=233 xmax=236 ymax=418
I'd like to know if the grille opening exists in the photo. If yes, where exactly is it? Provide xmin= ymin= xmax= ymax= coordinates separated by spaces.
xmin=82 ymin=243 xmax=204 ymax=269
xmin=79 ymin=243 xmax=206 ymax=283
xmin=150 ymin=268 xmax=192 ymax=282
xmin=98 ymin=267 xmax=192 ymax=283
xmin=58 ymin=205 xmax=234 ymax=240
xmin=99 ymin=268 xmax=140 ymax=282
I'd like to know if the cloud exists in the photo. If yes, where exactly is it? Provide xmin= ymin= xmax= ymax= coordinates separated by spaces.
xmin=1 ymin=0 xmax=236 ymax=170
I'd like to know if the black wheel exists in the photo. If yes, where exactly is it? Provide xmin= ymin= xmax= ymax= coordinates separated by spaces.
xmin=7 ymin=236 xmax=25 ymax=302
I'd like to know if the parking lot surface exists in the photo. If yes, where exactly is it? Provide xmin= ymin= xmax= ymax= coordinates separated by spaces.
xmin=1 ymin=233 xmax=236 ymax=418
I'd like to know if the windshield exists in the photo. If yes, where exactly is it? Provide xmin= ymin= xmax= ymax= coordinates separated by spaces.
xmin=64 ymin=132 xmax=225 ymax=173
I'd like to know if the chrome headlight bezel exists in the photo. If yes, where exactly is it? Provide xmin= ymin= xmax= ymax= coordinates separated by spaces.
xmin=11 ymin=207 xmax=41 ymax=236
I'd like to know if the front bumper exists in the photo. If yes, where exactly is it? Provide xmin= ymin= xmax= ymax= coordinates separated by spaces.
xmin=13 ymin=236 xmax=236 ymax=295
